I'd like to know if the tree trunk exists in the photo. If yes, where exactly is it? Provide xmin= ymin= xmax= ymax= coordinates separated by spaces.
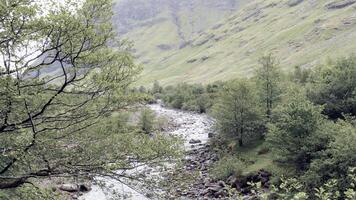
xmin=238 ymin=137 xmax=243 ymax=147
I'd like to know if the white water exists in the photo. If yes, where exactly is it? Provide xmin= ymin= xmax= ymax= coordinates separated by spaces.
xmin=80 ymin=103 xmax=214 ymax=200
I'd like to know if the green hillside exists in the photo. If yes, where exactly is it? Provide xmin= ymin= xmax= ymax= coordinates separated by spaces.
xmin=122 ymin=0 xmax=356 ymax=85
xmin=112 ymin=0 xmax=248 ymax=84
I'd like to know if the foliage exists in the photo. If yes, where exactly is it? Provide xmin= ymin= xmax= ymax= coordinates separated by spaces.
xmin=209 ymin=156 xmax=245 ymax=181
xmin=0 ymin=0 xmax=182 ymax=192
xmin=266 ymin=88 xmax=331 ymax=171
xmin=139 ymin=108 xmax=156 ymax=134
xmin=212 ymin=79 xmax=263 ymax=146
xmin=0 ymin=185 xmax=62 ymax=200
xmin=152 ymin=80 xmax=163 ymax=94
xmin=256 ymin=54 xmax=281 ymax=120
xmin=291 ymin=66 xmax=311 ymax=85
xmin=161 ymin=82 xmax=223 ymax=113
xmin=308 ymin=55 xmax=356 ymax=119
xmin=301 ymin=118 xmax=356 ymax=193
xmin=244 ymin=168 xmax=356 ymax=200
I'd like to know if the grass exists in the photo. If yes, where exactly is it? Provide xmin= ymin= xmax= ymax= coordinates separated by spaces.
xmin=210 ymin=139 xmax=293 ymax=183
xmin=126 ymin=0 xmax=356 ymax=86
xmin=234 ymin=140 xmax=275 ymax=176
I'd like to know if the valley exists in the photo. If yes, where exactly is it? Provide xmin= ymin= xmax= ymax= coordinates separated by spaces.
xmin=113 ymin=0 xmax=356 ymax=85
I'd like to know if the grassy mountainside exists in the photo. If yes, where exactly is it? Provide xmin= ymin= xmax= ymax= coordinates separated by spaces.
xmin=112 ymin=0 xmax=248 ymax=82
xmin=122 ymin=0 xmax=356 ymax=85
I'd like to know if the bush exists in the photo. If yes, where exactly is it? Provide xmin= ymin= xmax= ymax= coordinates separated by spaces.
xmin=210 ymin=156 xmax=246 ymax=181
xmin=308 ymin=55 xmax=356 ymax=119
xmin=139 ymin=108 xmax=156 ymax=134
xmin=267 ymin=88 xmax=331 ymax=171
xmin=160 ymin=82 xmax=223 ymax=113
xmin=301 ymin=118 xmax=356 ymax=193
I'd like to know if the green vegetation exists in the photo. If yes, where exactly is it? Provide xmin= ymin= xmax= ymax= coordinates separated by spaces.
xmin=160 ymin=82 xmax=223 ymax=113
xmin=209 ymin=156 xmax=245 ymax=181
xmin=256 ymin=54 xmax=281 ymax=120
xmin=266 ymin=89 xmax=331 ymax=171
xmin=0 ymin=0 xmax=181 ymax=197
xmin=1 ymin=0 xmax=356 ymax=199
xmin=212 ymin=80 xmax=263 ymax=146
xmin=139 ymin=108 xmax=156 ymax=134
xmin=131 ymin=0 xmax=356 ymax=85
xmin=165 ymin=55 xmax=356 ymax=198
xmin=307 ymin=56 xmax=356 ymax=119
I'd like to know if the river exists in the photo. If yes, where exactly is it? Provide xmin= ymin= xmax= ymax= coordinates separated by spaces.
xmin=80 ymin=103 xmax=215 ymax=200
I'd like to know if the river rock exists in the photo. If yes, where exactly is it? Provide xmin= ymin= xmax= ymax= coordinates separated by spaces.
xmin=59 ymin=184 xmax=79 ymax=192
xmin=189 ymin=139 xmax=202 ymax=144
xmin=79 ymin=184 xmax=92 ymax=192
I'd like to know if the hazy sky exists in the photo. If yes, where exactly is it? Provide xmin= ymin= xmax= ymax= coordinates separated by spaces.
xmin=0 ymin=0 xmax=83 ymax=73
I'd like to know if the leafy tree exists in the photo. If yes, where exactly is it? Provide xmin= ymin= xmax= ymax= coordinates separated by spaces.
xmin=292 ymin=66 xmax=311 ymax=85
xmin=152 ymin=80 xmax=163 ymax=94
xmin=302 ymin=117 xmax=356 ymax=192
xmin=139 ymin=108 xmax=156 ymax=134
xmin=139 ymin=85 xmax=147 ymax=93
xmin=161 ymin=83 xmax=221 ymax=113
xmin=308 ymin=56 xmax=356 ymax=119
xmin=0 ymin=0 xmax=180 ymax=190
xmin=256 ymin=54 xmax=281 ymax=120
xmin=212 ymin=79 xmax=263 ymax=147
xmin=267 ymin=88 xmax=331 ymax=171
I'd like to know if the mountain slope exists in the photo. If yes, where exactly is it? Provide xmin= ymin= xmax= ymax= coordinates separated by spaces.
xmin=112 ymin=0 xmax=248 ymax=80
xmin=115 ymin=0 xmax=356 ymax=85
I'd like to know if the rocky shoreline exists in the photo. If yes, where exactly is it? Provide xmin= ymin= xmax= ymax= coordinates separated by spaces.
xmin=168 ymin=142 xmax=271 ymax=199
xmin=74 ymin=103 xmax=271 ymax=200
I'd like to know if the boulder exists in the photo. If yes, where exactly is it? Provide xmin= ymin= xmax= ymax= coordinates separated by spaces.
xmin=59 ymin=184 xmax=79 ymax=192
xmin=189 ymin=139 xmax=202 ymax=144
xmin=208 ymin=132 xmax=214 ymax=138
xmin=79 ymin=184 xmax=92 ymax=192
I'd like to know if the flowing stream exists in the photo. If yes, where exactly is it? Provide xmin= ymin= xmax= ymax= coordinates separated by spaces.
xmin=80 ymin=103 xmax=214 ymax=200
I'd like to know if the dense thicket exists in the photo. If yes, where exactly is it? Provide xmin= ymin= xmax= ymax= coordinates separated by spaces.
xmin=159 ymin=55 xmax=356 ymax=198
xmin=159 ymin=82 xmax=223 ymax=113
xmin=308 ymin=56 xmax=356 ymax=119
xmin=266 ymin=88 xmax=331 ymax=171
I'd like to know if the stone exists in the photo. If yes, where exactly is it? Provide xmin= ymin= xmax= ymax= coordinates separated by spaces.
xmin=214 ymin=189 xmax=227 ymax=198
xmin=208 ymin=132 xmax=214 ymax=138
xmin=217 ymin=180 xmax=226 ymax=187
xmin=189 ymin=139 xmax=202 ymax=144
xmin=59 ymin=184 xmax=79 ymax=192
xmin=79 ymin=184 xmax=91 ymax=192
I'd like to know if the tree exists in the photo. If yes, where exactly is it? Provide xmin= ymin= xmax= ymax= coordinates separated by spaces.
xmin=302 ymin=117 xmax=356 ymax=192
xmin=212 ymin=80 xmax=263 ymax=147
xmin=152 ymin=80 xmax=163 ymax=94
xmin=139 ymin=108 xmax=155 ymax=134
xmin=266 ymin=88 xmax=331 ymax=171
xmin=0 ymin=0 xmax=180 ymax=190
xmin=139 ymin=85 xmax=147 ymax=93
xmin=292 ymin=66 xmax=311 ymax=85
xmin=256 ymin=54 xmax=281 ymax=120
xmin=308 ymin=56 xmax=356 ymax=119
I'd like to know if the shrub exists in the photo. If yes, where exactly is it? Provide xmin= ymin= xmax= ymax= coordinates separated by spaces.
xmin=210 ymin=156 xmax=246 ymax=181
xmin=139 ymin=108 xmax=156 ymax=134
xmin=308 ymin=55 xmax=356 ymax=119
xmin=267 ymin=88 xmax=331 ymax=171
